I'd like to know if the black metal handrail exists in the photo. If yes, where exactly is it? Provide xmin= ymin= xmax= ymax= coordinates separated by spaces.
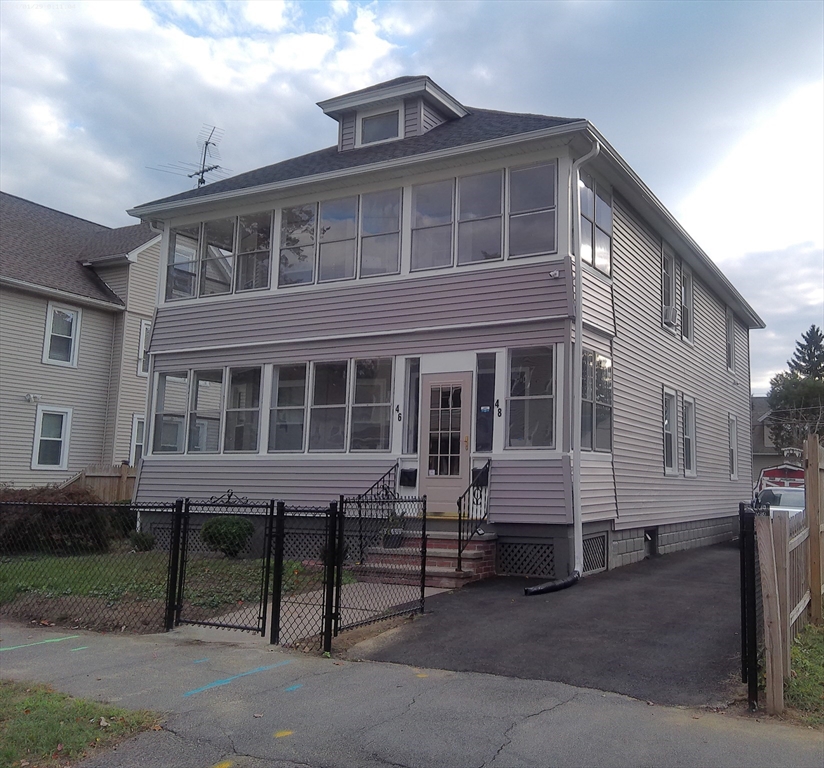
xmin=456 ymin=460 xmax=491 ymax=572
xmin=356 ymin=462 xmax=399 ymax=502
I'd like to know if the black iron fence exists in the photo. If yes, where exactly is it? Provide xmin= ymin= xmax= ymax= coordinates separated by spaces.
xmin=0 ymin=500 xmax=176 ymax=633
xmin=739 ymin=501 xmax=765 ymax=711
xmin=456 ymin=460 xmax=491 ymax=572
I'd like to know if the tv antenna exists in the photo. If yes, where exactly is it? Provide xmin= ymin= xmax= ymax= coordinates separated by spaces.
xmin=148 ymin=124 xmax=230 ymax=188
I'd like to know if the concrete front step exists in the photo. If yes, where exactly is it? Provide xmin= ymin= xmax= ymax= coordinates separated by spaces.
xmin=351 ymin=562 xmax=487 ymax=590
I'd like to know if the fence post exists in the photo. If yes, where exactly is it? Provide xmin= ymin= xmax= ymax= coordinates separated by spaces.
xmin=164 ymin=498 xmax=184 ymax=631
xmin=773 ymin=509 xmax=791 ymax=677
xmin=806 ymin=434 xmax=822 ymax=624
xmin=334 ymin=495 xmax=347 ymax=637
xmin=117 ymin=462 xmax=129 ymax=501
xmin=322 ymin=501 xmax=338 ymax=654
xmin=755 ymin=509 xmax=784 ymax=715
xmin=258 ymin=500 xmax=276 ymax=638
xmin=175 ymin=499 xmax=191 ymax=626
xmin=420 ymin=496 xmax=428 ymax=614
xmin=740 ymin=504 xmax=758 ymax=709
xmin=269 ymin=501 xmax=286 ymax=645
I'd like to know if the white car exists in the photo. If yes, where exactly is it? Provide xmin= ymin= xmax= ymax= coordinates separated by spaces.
xmin=756 ymin=487 xmax=805 ymax=515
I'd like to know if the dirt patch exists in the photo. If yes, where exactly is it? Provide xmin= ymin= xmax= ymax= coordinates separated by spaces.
xmin=0 ymin=595 xmax=239 ymax=635
xmin=332 ymin=614 xmax=417 ymax=654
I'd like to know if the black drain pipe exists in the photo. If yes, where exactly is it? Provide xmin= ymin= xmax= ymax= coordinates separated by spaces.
xmin=524 ymin=570 xmax=581 ymax=596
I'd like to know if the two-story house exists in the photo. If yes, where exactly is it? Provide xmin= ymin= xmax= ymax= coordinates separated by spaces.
xmin=0 ymin=192 xmax=160 ymax=487
xmin=128 ymin=76 xmax=763 ymax=577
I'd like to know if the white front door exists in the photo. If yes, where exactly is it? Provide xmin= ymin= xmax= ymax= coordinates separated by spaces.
xmin=419 ymin=372 xmax=472 ymax=516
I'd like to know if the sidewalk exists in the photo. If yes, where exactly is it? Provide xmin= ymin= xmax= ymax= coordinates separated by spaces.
xmin=1 ymin=621 xmax=820 ymax=768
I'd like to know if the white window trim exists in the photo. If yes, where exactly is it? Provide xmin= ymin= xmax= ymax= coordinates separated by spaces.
xmin=725 ymin=308 xmax=735 ymax=372
xmin=137 ymin=319 xmax=151 ymax=377
xmin=42 ymin=302 xmax=81 ymax=368
xmin=661 ymin=247 xmax=677 ymax=332
xmin=31 ymin=404 xmax=72 ymax=470
xmin=355 ymin=103 xmax=402 ymax=148
xmin=663 ymin=386 xmax=678 ymax=476
xmin=680 ymin=266 xmax=694 ymax=345
xmin=682 ymin=395 xmax=696 ymax=477
xmin=729 ymin=413 xmax=738 ymax=480
xmin=130 ymin=414 xmax=145 ymax=465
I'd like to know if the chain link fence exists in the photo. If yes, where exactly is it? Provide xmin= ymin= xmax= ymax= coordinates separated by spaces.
xmin=0 ymin=501 xmax=175 ymax=633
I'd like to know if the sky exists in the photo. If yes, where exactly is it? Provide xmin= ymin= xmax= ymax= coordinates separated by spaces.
xmin=1 ymin=0 xmax=822 ymax=394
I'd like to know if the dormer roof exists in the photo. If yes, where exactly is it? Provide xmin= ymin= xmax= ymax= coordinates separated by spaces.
xmin=317 ymin=75 xmax=468 ymax=122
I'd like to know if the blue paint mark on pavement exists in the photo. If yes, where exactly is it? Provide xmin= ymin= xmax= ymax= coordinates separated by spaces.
xmin=183 ymin=661 xmax=291 ymax=697
xmin=192 ymin=658 xmax=209 ymax=664
xmin=284 ymin=684 xmax=303 ymax=692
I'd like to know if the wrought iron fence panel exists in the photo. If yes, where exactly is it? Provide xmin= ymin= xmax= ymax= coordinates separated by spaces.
xmin=0 ymin=501 xmax=176 ymax=633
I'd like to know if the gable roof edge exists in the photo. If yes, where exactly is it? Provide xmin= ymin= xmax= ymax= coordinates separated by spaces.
xmin=1 ymin=275 xmax=125 ymax=311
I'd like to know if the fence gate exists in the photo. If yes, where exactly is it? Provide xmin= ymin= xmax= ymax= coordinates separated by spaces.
xmin=166 ymin=495 xmax=275 ymax=634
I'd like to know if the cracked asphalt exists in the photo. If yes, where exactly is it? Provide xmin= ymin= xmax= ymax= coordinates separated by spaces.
xmin=1 ymin=621 xmax=821 ymax=768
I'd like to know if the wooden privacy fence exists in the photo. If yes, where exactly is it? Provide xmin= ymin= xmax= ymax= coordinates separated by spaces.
xmin=755 ymin=434 xmax=823 ymax=715
xmin=60 ymin=463 xmax=136 ymax=502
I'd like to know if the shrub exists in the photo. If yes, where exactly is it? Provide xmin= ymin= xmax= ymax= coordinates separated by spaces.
xmin=129 ymin=530 xmax=155 ymax=552
xmin=200 ymin=515 xmax=255 ymax=558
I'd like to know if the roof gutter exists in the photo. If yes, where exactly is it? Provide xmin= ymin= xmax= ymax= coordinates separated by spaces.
xmin=570 ymin=138 xmax=601 ymax=579
xmin=127 ymin=121 xmax=589 ymax=219
xmin=0 ymin=276 xmax=125 ymax=311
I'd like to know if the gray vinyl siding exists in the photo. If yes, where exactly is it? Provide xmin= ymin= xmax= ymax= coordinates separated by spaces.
xmin=404 ymin=98 xmax=419 ymax=138
xmin=340 ymin=113 xmax=356 ymax=151
xmin=150 ymin=259 xmax=571 ymax=355
xmin=102 ymin=311 xmax=123 ymax=463
xmin=108 ymin=242 xmax=159 ymax=462
xmin=489 ymin=458 xmax=570 ymax=525
xmin=96 ymin=264 xmax=130 ymax=303
xmin=135 ymin=456 xmax=398 ymax=503
xmin=421 ymin=101 xmax=447 ymax=133
xmin=0 ymin=287 xmax=115 ymax=486
xmin=582 ymin=267 xmax=615 ymax=336
xmin=610 ymin=197 xmax=752 ymax=530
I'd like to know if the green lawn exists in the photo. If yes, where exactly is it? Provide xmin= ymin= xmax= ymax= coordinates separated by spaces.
xmin=0 ymin=679 xmax=158 ymax=767
xmin=785 ymin=623 xmax=824 ymax=727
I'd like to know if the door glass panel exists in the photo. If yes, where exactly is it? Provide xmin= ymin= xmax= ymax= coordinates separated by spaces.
xmin=428 ymin=384 xmax=462 ymax=476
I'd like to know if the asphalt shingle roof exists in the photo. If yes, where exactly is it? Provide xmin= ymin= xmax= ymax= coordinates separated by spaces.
xmin=0 ymin=192 xmax=155 ymax=305
xmin=136 ymin=108 xmax=582 ymax=210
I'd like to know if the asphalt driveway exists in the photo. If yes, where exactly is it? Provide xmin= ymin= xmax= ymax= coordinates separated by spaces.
xmin=349 ymin=541 xmax=742 ymax=707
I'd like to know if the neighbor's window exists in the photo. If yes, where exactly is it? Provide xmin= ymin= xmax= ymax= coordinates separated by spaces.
xmin=509 ymin=163 xmax=556 ymax=257
xmin=224 ymin=368 xmax=261 ymax=452
xmin=726 ymin=308 xmax=735 ymax=371
xmin=138 ymin=320 xmax=151 ymax=376
xmin=309 ymin=361 xmax=348 ymax=451
xmin=130 ymin=415 xmax=145 ymax=465
xmin=728 ymin=414 xmax=738 ymax=479
xmin=188 ymin=370 xmax=223 ymax=453
xmin=350 ymin=358 xmax=393 ymax=450
xmin=582 ymin=350 xmax=612 ymax=452
xmin=361 ymin=111 xmax=399 ymax=144
xmin=269 ymin=364 xmax=307 ymax=452
xmin=458 ymin=171 xmax=503 ymax=265
xmin=236 ymin=212 xmax=272 ymax=291
xmin=166 ymin=225 xmax=199 ymax=300
xmin=319 ymin=196 xmax=358 ymax=282
xmin=681 ymin=267 xmax=694 ymax=342
xmin=31 ymin=405 xmax=72 ymax=470
xmin=683 ymin=396 xmax=696 ymax=476
xmin=153 ymin=372 xmax=189 ymax=453
xmin=360 ymin=189 xmax=401 ymax=277
xmin=279 ymin=204 xmax=316 ymax=286
xmin=475 ymin=353 xmax=496 ymax=452
xmin=663 ymin=388 xmax=677 ymax=474
xmin=43 ymin=303 xmax=81 ymax=367
xmin=507 ymin=347 xmax=554 ymax=448
xmin=412 ymin=180 xmax=454 ymax=271
xmin=579 ymin=172 xmax=612 ymax=274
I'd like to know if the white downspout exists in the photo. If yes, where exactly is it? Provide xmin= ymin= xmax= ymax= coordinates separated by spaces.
xmin=570 ymin=139 xmax=601 ymax=576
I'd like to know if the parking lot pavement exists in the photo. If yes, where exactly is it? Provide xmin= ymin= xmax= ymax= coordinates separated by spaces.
xmin=350 ymin=542 xmax=743 ymax=707
xmin=1 ymin=619 xmax=821 ymax=768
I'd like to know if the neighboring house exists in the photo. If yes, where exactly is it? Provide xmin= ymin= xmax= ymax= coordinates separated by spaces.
xmin=128 ymin=76 xmax=763 ymax=575
xmin=0 ymin=192 xmax=161 ymax=487
xmin=750 ymin=395 xmax=803 ymax=489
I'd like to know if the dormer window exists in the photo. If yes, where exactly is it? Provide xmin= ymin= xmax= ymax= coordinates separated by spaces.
xmin=361 ymin=110 xmax=399 ymax=144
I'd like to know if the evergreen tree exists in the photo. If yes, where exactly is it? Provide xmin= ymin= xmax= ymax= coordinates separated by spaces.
xmin=788 ymin=324 xmax=824 ymax=379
